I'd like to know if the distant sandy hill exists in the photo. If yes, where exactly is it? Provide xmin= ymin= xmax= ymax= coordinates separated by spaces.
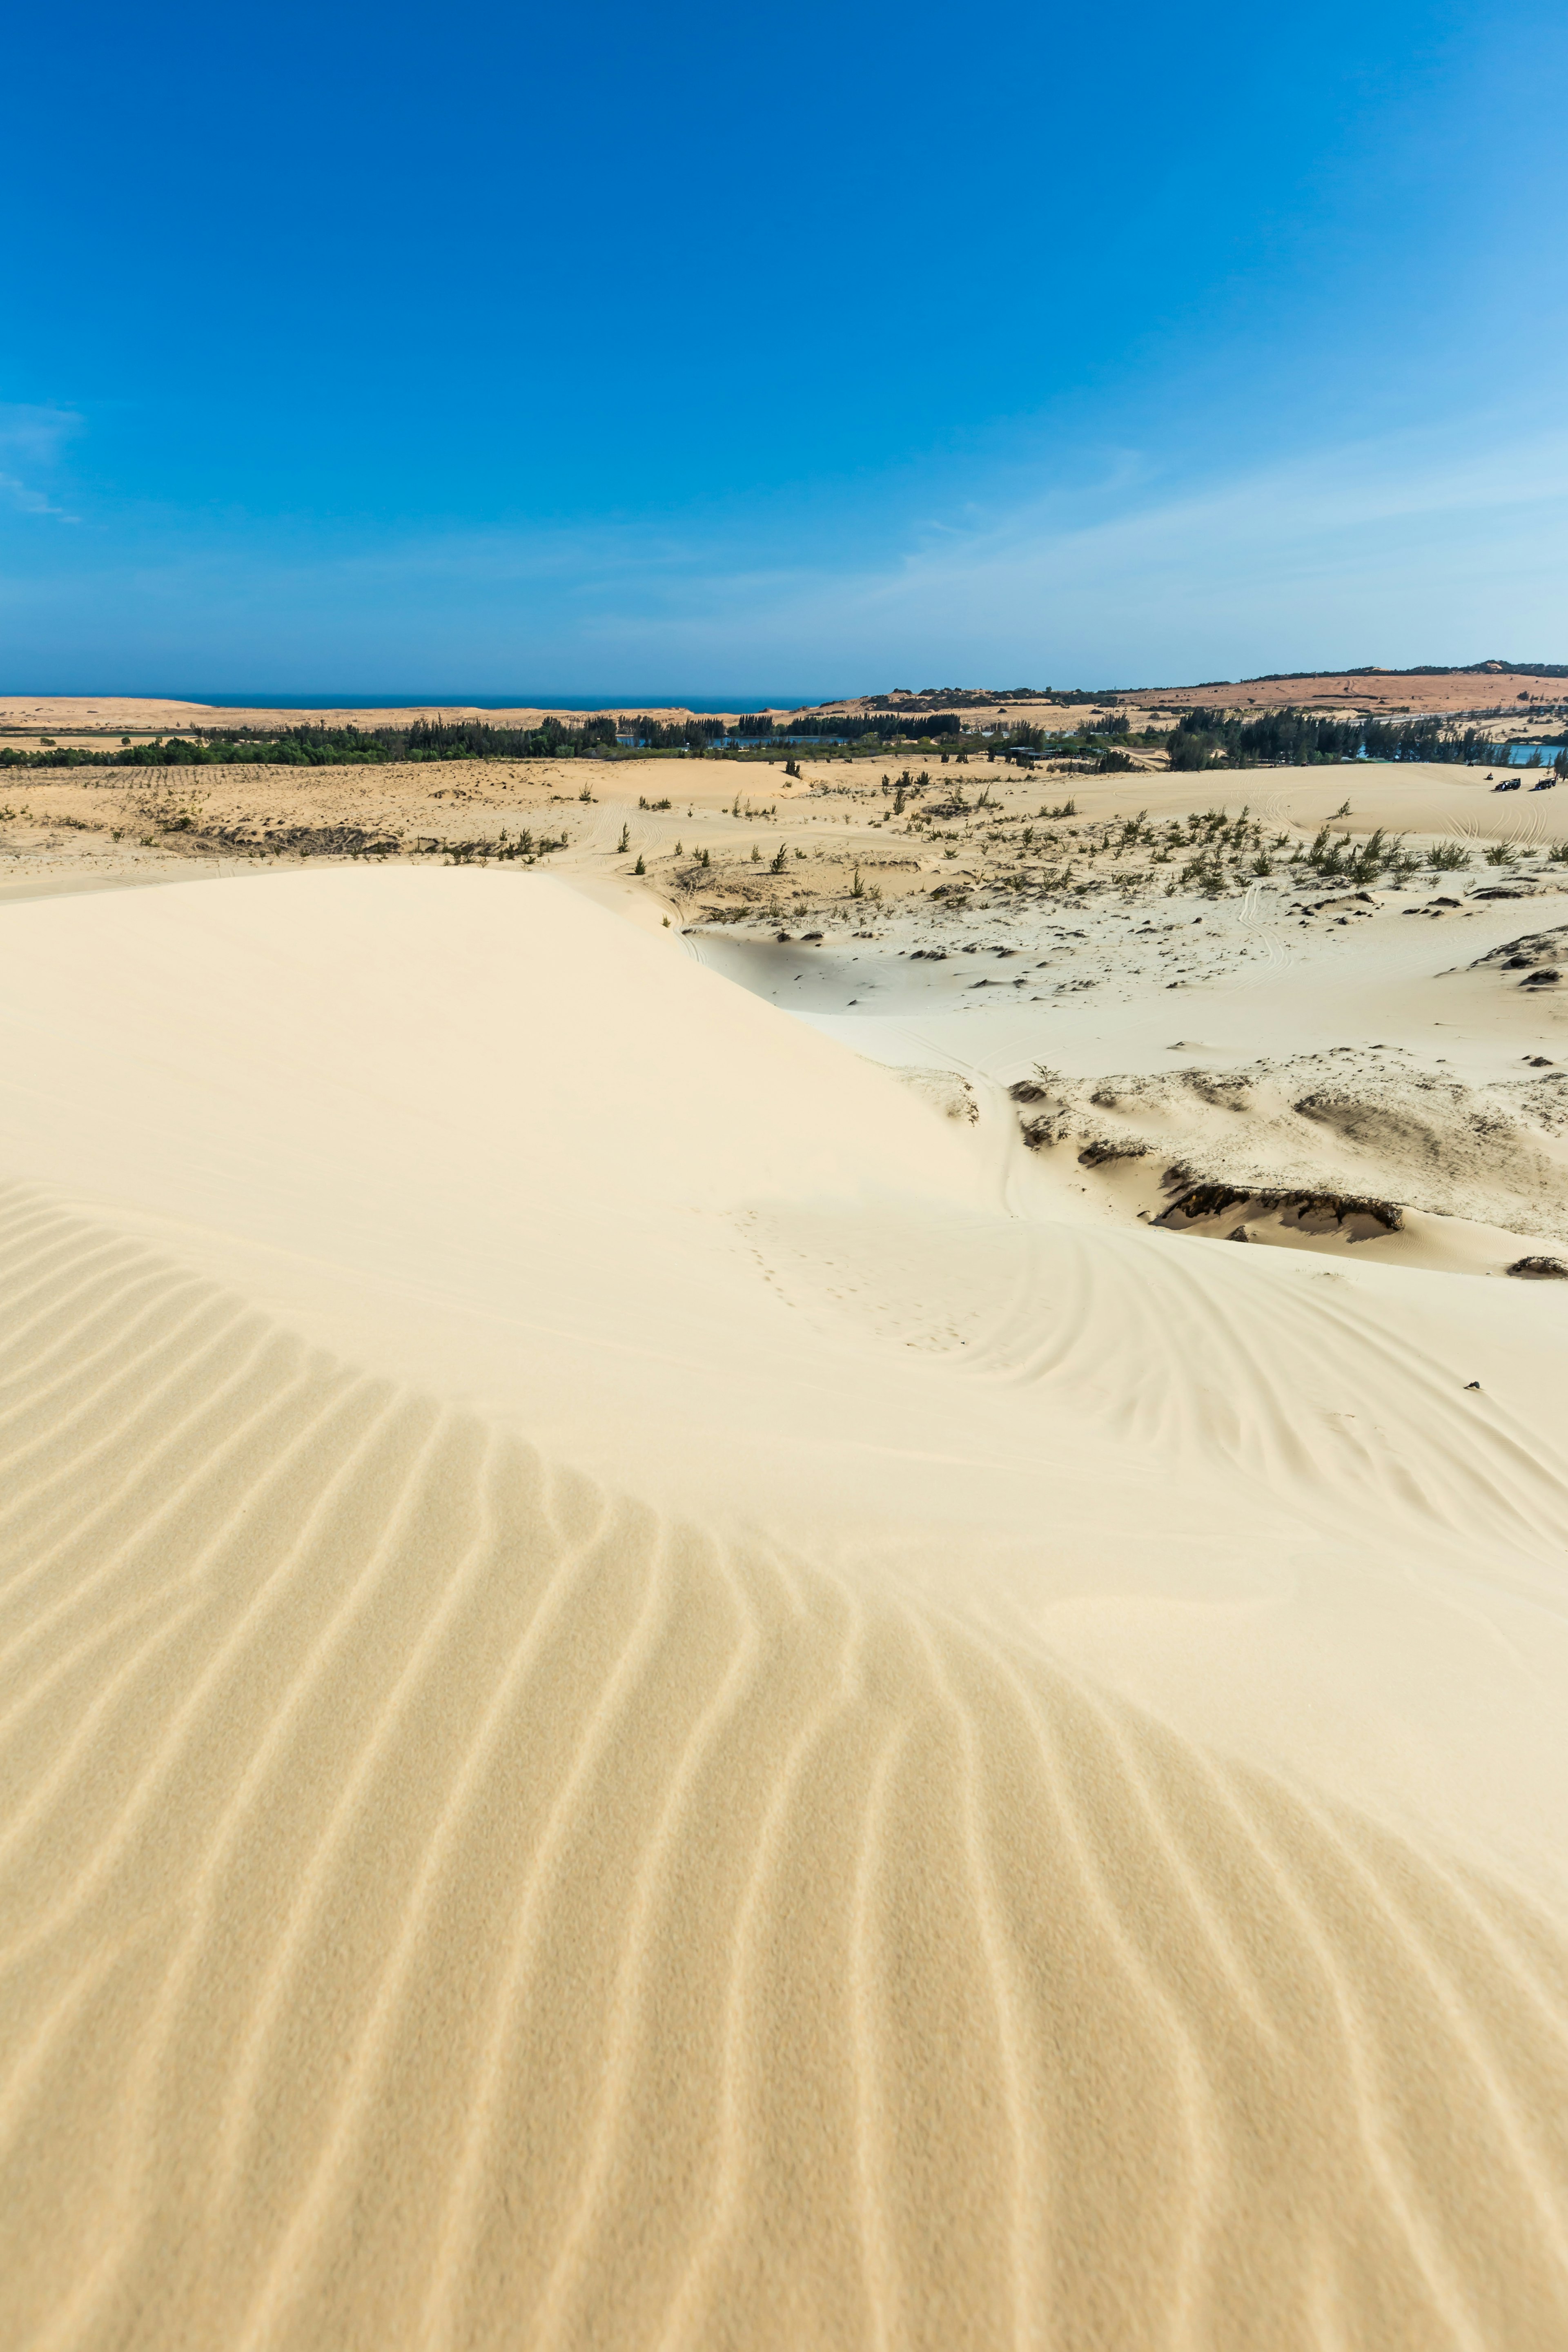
xmin=813 ymin=663 xmax=1567 ymax=726
xmin=1116 ymin=660 xmax=1568 ymax=718
xmin=4 ymin=663 xmax=1562 ymax=745
xmin=0 ymin=696 xmax=735 ymax=738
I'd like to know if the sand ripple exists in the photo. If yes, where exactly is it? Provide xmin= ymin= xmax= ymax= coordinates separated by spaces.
xmin=3 ymin=1190 xmax=1567 ymax=2349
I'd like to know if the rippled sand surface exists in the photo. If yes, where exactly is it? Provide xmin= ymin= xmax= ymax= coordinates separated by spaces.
xmin=2 ymin=871 xmax=1566 ymax=2350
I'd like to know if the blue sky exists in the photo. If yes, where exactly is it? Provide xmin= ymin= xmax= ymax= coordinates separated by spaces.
xmin=2 ymin=0 xmax=1566 ymax=698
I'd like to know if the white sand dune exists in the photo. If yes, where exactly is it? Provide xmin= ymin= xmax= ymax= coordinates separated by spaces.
xmin=2 ymin=870 xmax=1568 ymax=2350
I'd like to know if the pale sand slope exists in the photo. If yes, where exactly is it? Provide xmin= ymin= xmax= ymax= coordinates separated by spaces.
xmin=2 ymin=872 xmax=1568 ymax=2350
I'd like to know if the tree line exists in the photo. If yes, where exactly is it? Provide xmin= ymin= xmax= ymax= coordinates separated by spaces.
xmin=1161 ymin=708 xmax=1547 ymax=772
xmin=0 ymin=716 xmax=622 ymax=769
xmin=0 ymin=709 xmax=980 ymax=768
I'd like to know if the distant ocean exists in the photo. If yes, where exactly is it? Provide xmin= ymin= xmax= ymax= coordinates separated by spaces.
xmin=165 ymin=693 xmax=804 ymax=714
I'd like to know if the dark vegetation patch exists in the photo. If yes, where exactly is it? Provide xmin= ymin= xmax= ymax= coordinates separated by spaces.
xmin=1078 ymin=1139 xmax=1149 ymax=1166
xmin=1473 ymin=925 xmax=1568 ymax=969
xmin=207 ymin=823 xmax=403 ymax=858
xmin=1157 ymin=1180 xmax=1403 ymax=1235
xmin=203 ymin=823 xmax=566 ymax=862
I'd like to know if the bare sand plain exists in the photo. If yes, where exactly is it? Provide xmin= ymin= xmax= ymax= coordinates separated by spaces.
xmin=2 ymin=745 xmax=1568 ymax=2350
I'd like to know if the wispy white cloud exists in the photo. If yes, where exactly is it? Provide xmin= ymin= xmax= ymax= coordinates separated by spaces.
xmin=545 ymin=408 xmax=1568 ymax=684
xmin=0 ymin=405 xmax=82 ymax=521
xmin=3 ymin=402 xmax=1563 ymax=691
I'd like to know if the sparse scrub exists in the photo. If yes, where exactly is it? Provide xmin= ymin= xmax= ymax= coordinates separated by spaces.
xmin=1180 ymin=846 xmax=1229 ymax=898
xmin=119 ymin=778 xmax=212 ymax=837
xmin=1303 ymin=824 xmax=1347 ymax=876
